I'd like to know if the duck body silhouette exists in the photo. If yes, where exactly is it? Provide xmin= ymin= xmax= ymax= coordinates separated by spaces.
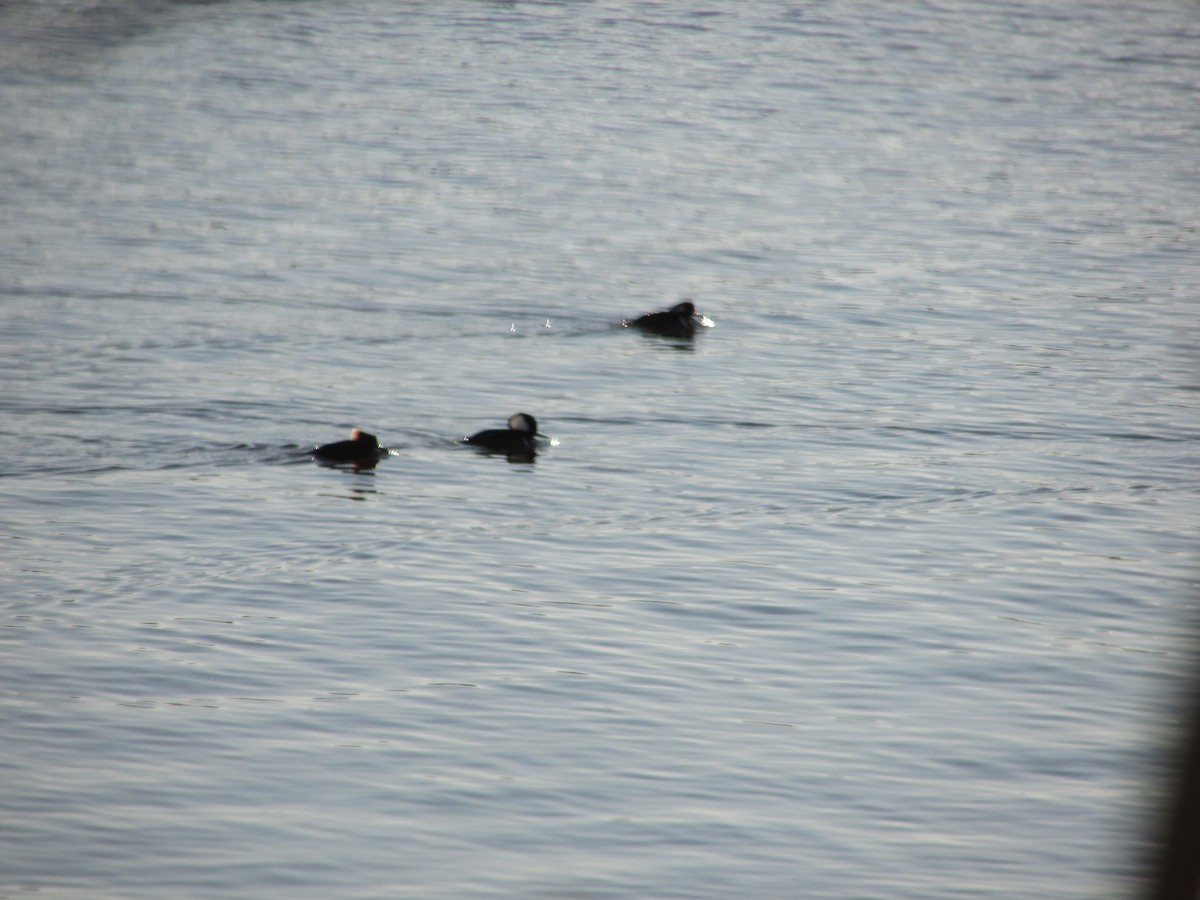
xmin=462 ymin=413 xmax=540 ymax=456
xmin=626 ymin=300 xmax=709 ymax=338
xmin=312 ymin=427 xmax=384 ymax=463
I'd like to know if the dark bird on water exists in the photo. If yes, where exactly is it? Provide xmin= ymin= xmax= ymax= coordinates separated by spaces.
xmin=462 ymin=413 xmax=540 ymax=456
xmin=312 ymin=427 xmax=384 ymax=464
xmin=625 ymin=300 xmax=710 ymax=338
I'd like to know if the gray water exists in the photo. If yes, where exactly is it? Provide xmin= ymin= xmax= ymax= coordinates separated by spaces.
xmin=2 ymin=1 xmax=1198 ymax=897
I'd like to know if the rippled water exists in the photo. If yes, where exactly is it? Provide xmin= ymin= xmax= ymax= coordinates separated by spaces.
xmin=2 ymin=1 xmax=1198 ymax=897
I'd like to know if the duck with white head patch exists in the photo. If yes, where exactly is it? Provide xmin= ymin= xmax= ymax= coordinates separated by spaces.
xmin=461 ymin=413 xmax=540 ymax=457
xmin=312 ymin=427 xmax=385 ymax=464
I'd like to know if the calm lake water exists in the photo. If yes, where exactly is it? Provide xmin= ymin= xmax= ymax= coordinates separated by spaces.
xmin=2 ymin=1 xmax=1198 ymax=896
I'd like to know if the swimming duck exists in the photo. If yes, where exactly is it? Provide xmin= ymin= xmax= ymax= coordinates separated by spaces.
xmin=626 ymin=300 xmax=708 ymax=338
xmin=462 ymin=413 xmax=540 ymax=456
xmin=312 ymin=427 xmax=384 ymax=463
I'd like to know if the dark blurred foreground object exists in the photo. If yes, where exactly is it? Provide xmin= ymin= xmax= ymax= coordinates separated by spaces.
xmin=1148 ymin=650 xmax=1200 ymax=900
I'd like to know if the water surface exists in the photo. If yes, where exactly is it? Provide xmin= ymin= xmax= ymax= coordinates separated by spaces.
xmin=1 ymin=1 xmax=1198 ymax=897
